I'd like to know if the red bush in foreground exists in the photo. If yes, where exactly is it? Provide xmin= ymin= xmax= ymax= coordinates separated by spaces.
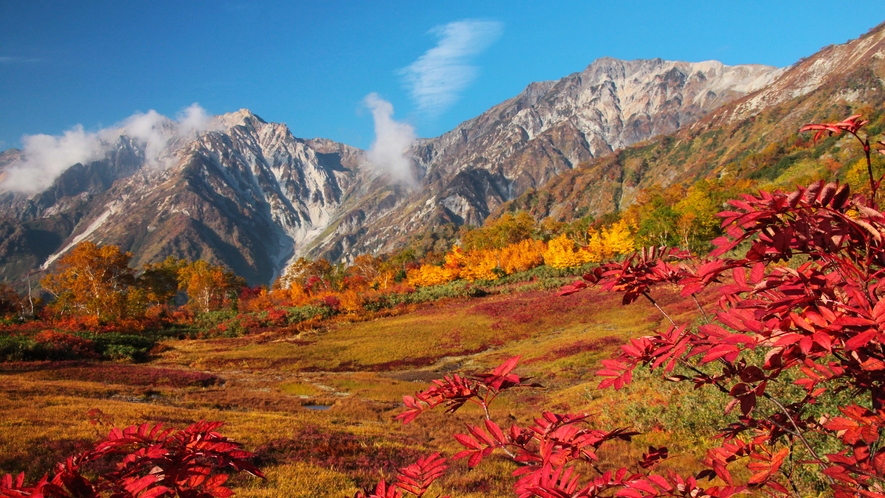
xmin=378 ymin=115 xmax=885 ymax=497
xmin=0 ymin=421 xmax=262 ymax=498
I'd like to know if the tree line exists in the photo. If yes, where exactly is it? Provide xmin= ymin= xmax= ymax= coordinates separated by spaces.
xmin=0 ymin=175 xmax=758 ymax=327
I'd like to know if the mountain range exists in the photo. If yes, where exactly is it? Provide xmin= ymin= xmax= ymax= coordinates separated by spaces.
xmin=1 ymin=22 xmax=884 ymax=286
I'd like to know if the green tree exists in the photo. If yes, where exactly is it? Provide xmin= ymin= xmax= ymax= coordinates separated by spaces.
xmin=136 ymin=256 xmax=187 ymax=307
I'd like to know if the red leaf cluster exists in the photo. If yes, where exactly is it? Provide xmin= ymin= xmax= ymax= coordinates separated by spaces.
xmin=0 ymin=421 xmax=263 ymax=498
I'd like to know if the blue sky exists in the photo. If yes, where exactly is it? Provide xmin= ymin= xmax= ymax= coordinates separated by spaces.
xmin=1 ymin=1 xmax=883 ymax=150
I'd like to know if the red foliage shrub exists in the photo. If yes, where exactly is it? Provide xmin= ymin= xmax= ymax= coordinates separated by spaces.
xmin=264 ymin=308 xmax=288 ymax=327
xmin=321 ymin=294 xmax=341 ymax=311
xmin=169 ymin=308 xmax=194 ymax=324
xmin=51 ymin=315 xmax=100 ymax=332
xmin=0 ymin=420 xmax=263 ymax=498
xmin=376 ymin=116 xmax=885 ymax=497
xmin=33 ymin=331 xmax=98 ymax=359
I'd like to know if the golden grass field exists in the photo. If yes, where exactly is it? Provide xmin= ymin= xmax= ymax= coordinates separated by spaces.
xmin=0 ymin=283 xmax=723 ymax=497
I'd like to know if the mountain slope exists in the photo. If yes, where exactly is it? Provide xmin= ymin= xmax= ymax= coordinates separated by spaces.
xmin=308 ymin=58 xmax=779 ymax=260
xmin=0 ymin=55 xmax=778 ymax=284
xmin=0 ymin=111 xmax=368 ymax=284
xmin=497 ymin=22 xmax=885 ymax=224
xmin=22 ymin=18 xmax=885 ymax=286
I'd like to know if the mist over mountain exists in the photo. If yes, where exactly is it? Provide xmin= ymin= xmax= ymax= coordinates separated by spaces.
xmin=2 ymin=22 xmax=883 ymax=286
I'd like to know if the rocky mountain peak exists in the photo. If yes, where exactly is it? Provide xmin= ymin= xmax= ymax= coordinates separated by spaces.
xmin=214 ymin=108 xmax=268 ymax=131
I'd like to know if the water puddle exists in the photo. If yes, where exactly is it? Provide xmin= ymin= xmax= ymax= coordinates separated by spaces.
xmin=304 ymin=404 xmax=332 ymax=411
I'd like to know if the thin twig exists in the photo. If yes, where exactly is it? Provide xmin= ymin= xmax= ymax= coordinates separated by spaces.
xmin=763 ymin=394 xmax=834 ymax=485
xmin=642 ymin=291 xmax=676 ymax=327
xmin=480 ymin=394 xmax=517 ymax=460
xmin=692 ymin=294 xmax=709 ymax=323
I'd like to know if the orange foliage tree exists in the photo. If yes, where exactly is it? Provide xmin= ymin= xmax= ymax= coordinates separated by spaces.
xmin=177 ymin=260 xmax=245 ymax=314
xmin=41 ymin=242 xmax=136 ymax=322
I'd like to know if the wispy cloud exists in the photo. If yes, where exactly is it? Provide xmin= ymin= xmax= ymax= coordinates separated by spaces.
xmin=401 ymin=19 xmax=503 ymax=116
xmin=0 ymin=104 xmax=218 ymax=194
xmin=363 ymin=93 xmax=416 ymax=185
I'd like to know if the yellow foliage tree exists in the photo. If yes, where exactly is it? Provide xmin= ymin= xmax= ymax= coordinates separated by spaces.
xmin=586 ymin=220 xmax=637 ymax=262
xmin=499 ymin=239 xmax=546 ymax=274
xmin=459 ymin=249 xmax=500 ymax=282
xmin=41 ymin=241 xmax=135 ymax=322
xmin=406 ymin=264 xmax=458 ymax=287
xmin=542 ymin=234 xmax=591 ymax=269
xmin=372 ymin=269 xmax=398 ymax=291
xmin=460 ymin=212 xmax=537 ymax=251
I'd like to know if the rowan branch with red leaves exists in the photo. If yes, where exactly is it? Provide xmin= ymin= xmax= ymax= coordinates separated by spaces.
xmin=0 ymin=421 xmax=263 ymax=498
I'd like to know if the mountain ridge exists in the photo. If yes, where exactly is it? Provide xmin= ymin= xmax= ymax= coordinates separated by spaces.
xmin=6 ymin=30 xmax=881 ymax=285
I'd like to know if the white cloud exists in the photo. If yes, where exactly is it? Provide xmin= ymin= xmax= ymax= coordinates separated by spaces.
xmin=401 ymin=19 xmax=503 ymax=115
xmin=364 ymin=93 xmax=416 ymax=185
xmin=1 ymin=104 xmax=217 ymax=194
xmin=0 ymin=126 xmax=104 ymax=193
xmin=177 ymin=103 xmax=215 ymax=135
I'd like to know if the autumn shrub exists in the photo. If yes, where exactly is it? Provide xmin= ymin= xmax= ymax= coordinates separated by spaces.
xmin=34 ymin=331 xmax=98 ymax=360
xmin=286 ymin=303 xmax=336 ymax=324
xmin=0 ymin=335 xmax=42 ymax=361
xmin=0 ymin=420 xmax=263 ymax=498
xmin=193 ymin=309 xmax=239 ymax=329
xmin=73 ymin=332 xmax=156 ymax=362
xmin=0 ymin=329 xmax=154 ymax=363
xmin=264 ymin=308 xmax=289 ymax=326
xmin=336 ymin=290 xmax=366 ymax=314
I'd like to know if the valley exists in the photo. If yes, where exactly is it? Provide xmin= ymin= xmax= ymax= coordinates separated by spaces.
xmin=0 ymin=283 xmax=696 ymax=497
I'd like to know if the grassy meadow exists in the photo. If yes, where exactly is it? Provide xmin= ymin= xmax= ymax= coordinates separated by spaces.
xmin=0 ymin=281 xmax=726 ymax=497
